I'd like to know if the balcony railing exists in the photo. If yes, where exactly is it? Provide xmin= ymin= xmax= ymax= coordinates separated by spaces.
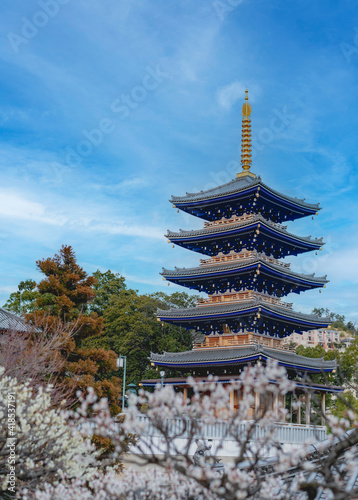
xmin=136 ymin=415 xmax=327 ymax=444
xmin=203 ymin=215 xmax=287 ymax=231
xmin=199 ymin=252 xmax=290 ymax=269
xmin=200 ymin=251 xmax=255 ymax=266
xmin=197 ymin=292 xmax=293 ymax=310
xmin=193 ymin=337 xmax=295 ymax=351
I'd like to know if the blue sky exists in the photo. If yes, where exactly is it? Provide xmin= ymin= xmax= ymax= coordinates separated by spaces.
xmin=0 ymin=0 xmax=357 ymax=322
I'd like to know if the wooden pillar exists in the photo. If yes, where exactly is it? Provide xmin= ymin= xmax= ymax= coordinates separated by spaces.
xmin=297 ymin=396 xmax=301 ymax=425
xmin=273 ymin=393 xmax=278 ymax=421
xmin=305 ymin=393 xmax=311 ymax=425
xmin=255 ymin=391 xmax=260 ymax=418
xmin=229 ymin=390 xmax=234 ymax=412
xmin=183 ymin=387 xmax=187 ymax=405
xmin=237 ymin=388 xmax=242 ymax=411
xmin=321 ymin=392 xmax=326 ymax=425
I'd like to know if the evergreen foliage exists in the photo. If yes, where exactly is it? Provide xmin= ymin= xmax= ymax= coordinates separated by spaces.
xmin=3 ymin=279 xmax=40 ymax=314
xmin=3 ymin=248 xmax=197 ymax=402
xmin=4 ymin=246 xmax=121 ymax=414
xmin=84 ymin=281 xmax=196 ymax=384
xmin=312 ymin=307 xmax=357 ymax=335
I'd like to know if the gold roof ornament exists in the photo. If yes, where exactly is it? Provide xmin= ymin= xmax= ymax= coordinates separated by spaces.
xmin=242 ymin=89 xmax=251 ymax=117
xmin=237 ymin=89 xmax=256 ymax=179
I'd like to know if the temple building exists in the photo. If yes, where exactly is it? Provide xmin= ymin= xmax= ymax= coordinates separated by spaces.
xmin=0 ymin=306 xmax=32 ymax=333
xmin=141 ymin=90 xmax=341 ymax=423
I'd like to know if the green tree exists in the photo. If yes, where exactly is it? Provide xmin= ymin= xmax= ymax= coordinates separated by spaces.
xmin=86 ymin=289 xmax=196 ymax=384
xmin=3 ymin=279 xmax=40 ymax=314
xmin=4 ymin=255 xmax=199 ymax=406
xmin=296 ymin=344 xmax=327 ymax=358
xmin=340 ymin=337 xmax=358 ymax=382
xmin=24 ymin=245 xmax=121 ymax=414
xmin=312 ymin=307 xmax=329 ymax=318
xmin=90 ymin=270 xmax=127 ymax=316
xmin=295 ymin=344 xmax=340 ymax=388
xmin=312 ymin=308 xmax=356 ymax=335
xmin=330 ymin=391 xmax=358 ymax=420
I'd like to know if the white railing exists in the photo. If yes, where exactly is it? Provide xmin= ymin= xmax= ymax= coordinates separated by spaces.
xmin=137 ymin=416 xmax=327 ymax=444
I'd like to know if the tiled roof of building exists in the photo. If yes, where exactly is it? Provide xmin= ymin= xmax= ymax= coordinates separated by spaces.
xmin=157 ymin=298 xmax=330 ymax=324
xmin=140 ymin=374 xmax=343 ymax=392
xmin=161 ymin=255 xmax=328 ymax=284
xmin=149 ymin=344 xmax=337 ymax=372
xmin=170 ymin=175 xmax=320 ymax=210
xmin=166 ymin=214 xmax=324 ymax=247
xmin=0 ymin=307 xmax=31 ymax=332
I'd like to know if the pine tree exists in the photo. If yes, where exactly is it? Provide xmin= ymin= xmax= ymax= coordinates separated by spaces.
xmin=27 ymin=245 xmax=121 ymax=414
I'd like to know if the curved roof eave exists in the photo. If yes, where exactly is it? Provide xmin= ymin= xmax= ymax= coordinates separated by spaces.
xmin=161 ymin=258 xmax=328 ymax=285
xmin=157 ymin=300 xmax=331 ymax=326
xmin=166 ymin=215 xmax=324 ymax=247
xmin=149 ymin=345 xmax=336 ymax=371
xmin=170 ymin=176 xmax=320 ymax=211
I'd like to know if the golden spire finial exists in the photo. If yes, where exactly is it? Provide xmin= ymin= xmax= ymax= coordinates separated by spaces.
xmin=237 ymin=89 xmax=255 ymax=178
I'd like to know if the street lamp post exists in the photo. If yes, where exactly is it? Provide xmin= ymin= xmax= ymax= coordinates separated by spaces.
xmin=117 ymin=355 xmax=127 ymax=411
xmin=160 ymin=370 xmax=165 ymax=389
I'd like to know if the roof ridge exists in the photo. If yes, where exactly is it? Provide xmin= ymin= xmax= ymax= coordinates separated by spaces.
xmin=166 ymin=215 xmax=325 ymax=245
xmin=161 ymin=257 xmax=328 ymax=283
xmin=170 ymin=177 xmax=320 ymax=210
xmin=157 ymin=299 xmax=331 ymax=322
xmin=171 ymin=176 xmax=258 ymax=201
xmin=149 ymin=344 xmax=337 ymax=370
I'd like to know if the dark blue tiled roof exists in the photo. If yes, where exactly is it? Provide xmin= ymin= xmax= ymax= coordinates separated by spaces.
xmin=150 ymin=344 xmax=337 ymax=372
xmin=166 ymin=215 xmax=323 ymax=247
xmin=162 ymin=255 xmax=327 ymax=284
xmin=170 ymin=175 xmax=320 ymax=210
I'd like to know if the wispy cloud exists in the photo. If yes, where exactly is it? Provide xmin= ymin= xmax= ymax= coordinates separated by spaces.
xmin=216 ymin=82 xmax=261 ymax=111
xmin=90 ymin=177 xmax=149 ymax=194
xmin=121 ymin=273 xmax=165 ymax=287
xmin=0 ymin=190 xmax=163 ymax=239
xmin=0 ymin=0 xmax=357 ymax=320
xmin=216 ymin=82 xmax=247 ymax=111
xmin=0 ymin=191 xmax=66 ymax=225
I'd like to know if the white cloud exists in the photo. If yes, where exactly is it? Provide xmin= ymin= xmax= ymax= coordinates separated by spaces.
xmin=0 ymin=108 xmax=29 ymax=125
xmin=123 ymin=273 xmax=164 ymax=287
xmin=0 ymin=285 xmax=17 ymax=295
xmin=217 ymin=82 xmax=246 ymax=111
xmin=0 ymin=191 xmax=58 ymax=225
xmin=216 ymin=81 xmax=261 ymax=111
xmin=88 ymin=221 xmax=163 ymax=239
xmin=90 ymin=177 xmax=148 ymax=193
xmin=0 ymin=190 xmax=163 ymax=240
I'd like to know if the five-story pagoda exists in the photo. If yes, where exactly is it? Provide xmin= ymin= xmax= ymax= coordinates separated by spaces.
xmin=144 ymin=90 xmax=336 ymax=383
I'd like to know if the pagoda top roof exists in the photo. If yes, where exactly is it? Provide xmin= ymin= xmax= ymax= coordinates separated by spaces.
xmin=171 ymin=174 xmax=320 ymax=211
xmin=161 ymin=255 xmax=328 ymax=284
xmin=149 ymin=344 xmax=337 ymax=373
